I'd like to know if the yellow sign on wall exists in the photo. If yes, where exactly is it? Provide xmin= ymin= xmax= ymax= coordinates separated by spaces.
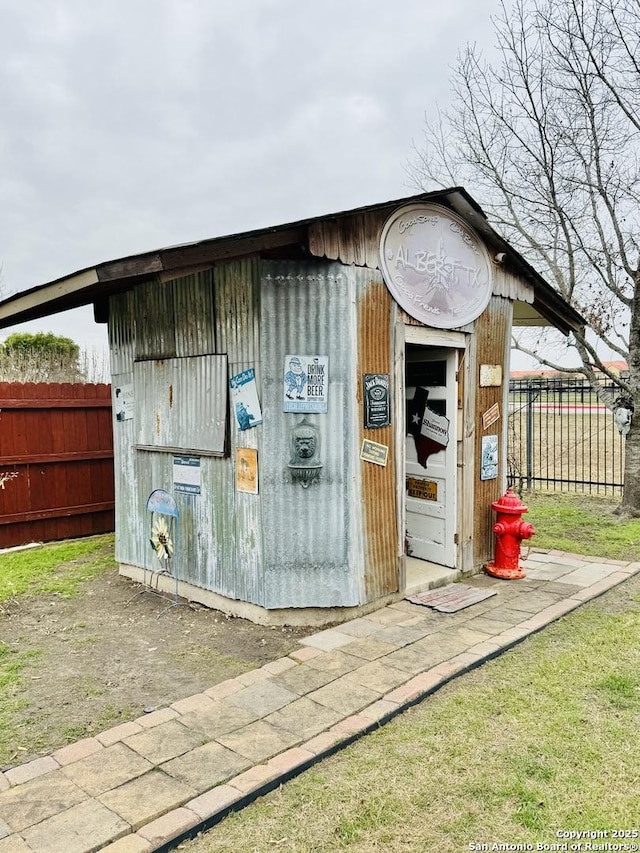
xmin=236 ymin=447 xmax=259 ymax=494
xmin=407 ymin=477 xmax=438 ymax=501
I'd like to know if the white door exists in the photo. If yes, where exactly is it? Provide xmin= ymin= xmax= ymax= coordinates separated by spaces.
xmin=405 ymin=346 xmax=457 ymax=567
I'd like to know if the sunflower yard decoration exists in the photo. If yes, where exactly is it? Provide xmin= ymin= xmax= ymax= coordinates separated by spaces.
xmin=150 ymin=515 xmax=174 ymax=560
xmin=142 ymin=488 xmax=181 ymax=612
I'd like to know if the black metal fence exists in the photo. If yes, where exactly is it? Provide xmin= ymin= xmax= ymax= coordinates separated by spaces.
xmin=507 ymin=378 xmax=625 ymax=494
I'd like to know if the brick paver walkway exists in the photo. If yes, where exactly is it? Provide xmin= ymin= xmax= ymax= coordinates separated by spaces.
xmin=0 ymin=550 xmax=637 ymax=853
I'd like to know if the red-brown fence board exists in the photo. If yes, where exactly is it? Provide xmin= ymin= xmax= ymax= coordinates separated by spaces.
xmin=0 ymin=382 xmax=115 ymax=547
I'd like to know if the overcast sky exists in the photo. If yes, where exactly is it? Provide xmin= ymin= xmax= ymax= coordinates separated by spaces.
xmin=1 ymin=0 xmax=504 ymax=352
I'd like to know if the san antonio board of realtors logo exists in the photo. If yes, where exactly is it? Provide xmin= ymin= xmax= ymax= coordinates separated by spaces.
xmin=379 ymin=203 xmax=493 ymax=329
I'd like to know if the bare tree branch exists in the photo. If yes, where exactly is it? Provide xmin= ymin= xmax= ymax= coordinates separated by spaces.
xmin=409 ymin=0 xmax=640 ymax=511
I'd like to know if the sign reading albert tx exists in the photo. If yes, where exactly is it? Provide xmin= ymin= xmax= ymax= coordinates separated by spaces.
xmin=379 ymin=203 xmax=493 ymax=329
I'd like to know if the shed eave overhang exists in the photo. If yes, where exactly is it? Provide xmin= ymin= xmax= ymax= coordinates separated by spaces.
xmin=0 ymin=187 xmax=585 ymax=336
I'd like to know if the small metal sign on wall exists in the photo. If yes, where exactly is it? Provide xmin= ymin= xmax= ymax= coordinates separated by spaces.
xmin=236 ymin=447 xmax=259 ymax=494
xmin=481 ymin=435 xmax=499 ymax=480
xmin=360 ymin=439 xmax=389 ymax=466
xmin=407 ymin=477 xmax=438 ymax=501
xmin=114 ymin=382 xmax=134 ymax=422
xmin=230 ymin=368 xmax=263 ymax=431
xmin=363 ymin=373 xmax=391 ymax=429
xmin=173 ymin=456 xmax=201 ymax=495
xmin=283 ymin=355 xmax=329 ymax=414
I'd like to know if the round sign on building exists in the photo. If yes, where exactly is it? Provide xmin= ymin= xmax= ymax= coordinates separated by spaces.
xmin=379 ymin=203 xmax=493 ymax=329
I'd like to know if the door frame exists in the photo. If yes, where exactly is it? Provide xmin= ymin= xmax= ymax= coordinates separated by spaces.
xmin=395 ymin=324 xmax=468 ymax=590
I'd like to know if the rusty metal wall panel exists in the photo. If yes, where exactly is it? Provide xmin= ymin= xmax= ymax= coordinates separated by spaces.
xmin=363 ymin=211 xmax=387 ymax=269
xmin=109 ymin=291 xmax=136 ymax=375
xmin=111 ymin=274 xmax=222 ymax=572
xmin=134 ymin=355 xmax=227 ymax=454
xmin=134 ymin=279 xmax=177 ymax=360
xmin=458 ymin=324 xmax=477 ymax=572
xmin=492 ymin=264 xmax=534 ymax=302
xmin=131 ymin=348 xmax=242 ymax=597
xmin=172 ymin=269 xmax=216 ymax=357
xmin=260 ymin=260 xmax=360 ymax=609
xmin=214 ymin=258 xmax=261 ymax=370
xmin=132 ymin=450 xmax=224 ymax=588
xmin=307 ymin=209 xmax=387 ymax=270
xmin=111 ymin=370 xmax=140 ymax=568
xmin=109 ymin=292 xmax=139 ymax=567
xmin=356 ymin=269 xmax=399 ymax=601
xmin=473 ymin=295 xmax=512 ymax=567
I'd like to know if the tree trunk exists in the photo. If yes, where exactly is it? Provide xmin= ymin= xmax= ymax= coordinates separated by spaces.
xmin=617 ymin=272 xmax=640 ymax=516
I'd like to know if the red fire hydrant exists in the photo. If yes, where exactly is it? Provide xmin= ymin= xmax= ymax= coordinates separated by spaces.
xmin=485 ymin=488 xmax=535 ymax=580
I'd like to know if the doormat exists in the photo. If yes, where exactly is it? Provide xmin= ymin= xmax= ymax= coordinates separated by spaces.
xmin=406 ymin=583 xmax=497 ymax=613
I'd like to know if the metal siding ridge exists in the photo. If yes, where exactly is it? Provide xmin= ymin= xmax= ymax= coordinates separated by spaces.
xmin=493 ymin=264 xmax=534 ymax=303
xmin=172 ymin=269 xmax=216 ymax=357
xmin=108 ymin=291 xmax=136 ymax=375
xmin=134 ymin=279 xmax=177 ymax=360
xmin=214 ymin=257 xmax=263 ymax=604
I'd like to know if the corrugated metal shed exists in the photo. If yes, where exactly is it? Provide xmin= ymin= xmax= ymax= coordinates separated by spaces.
xmin=0 ymin=189 xmax=591 ymax=623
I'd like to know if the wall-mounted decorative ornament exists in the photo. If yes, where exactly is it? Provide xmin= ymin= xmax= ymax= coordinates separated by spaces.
xmin=150 ymin=515 xmax=174 ymax=560
xmin=406 ymin=387 xmax=450 ymax=468
xmin=613 ymin=396 xmax=633 ymax=436
xmin=287 ymin=417 xmax=322 ymax=488
xmin=379 ymin=203 xmax=493 ymax=329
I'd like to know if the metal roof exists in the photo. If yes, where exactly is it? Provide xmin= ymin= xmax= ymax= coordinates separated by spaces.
xmin=0 ymin=186 xmax=585 ymax=334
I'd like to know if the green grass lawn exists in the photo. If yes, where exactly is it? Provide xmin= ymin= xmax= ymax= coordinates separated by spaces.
xmin=523 ymin=491 xmax=640 ymax=560
xmin=0 ymin=534 xmax=116 ymax=603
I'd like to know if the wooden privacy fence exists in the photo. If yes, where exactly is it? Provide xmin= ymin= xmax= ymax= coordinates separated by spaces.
xmin=0 ymin=382 xmax=114 ymax=548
